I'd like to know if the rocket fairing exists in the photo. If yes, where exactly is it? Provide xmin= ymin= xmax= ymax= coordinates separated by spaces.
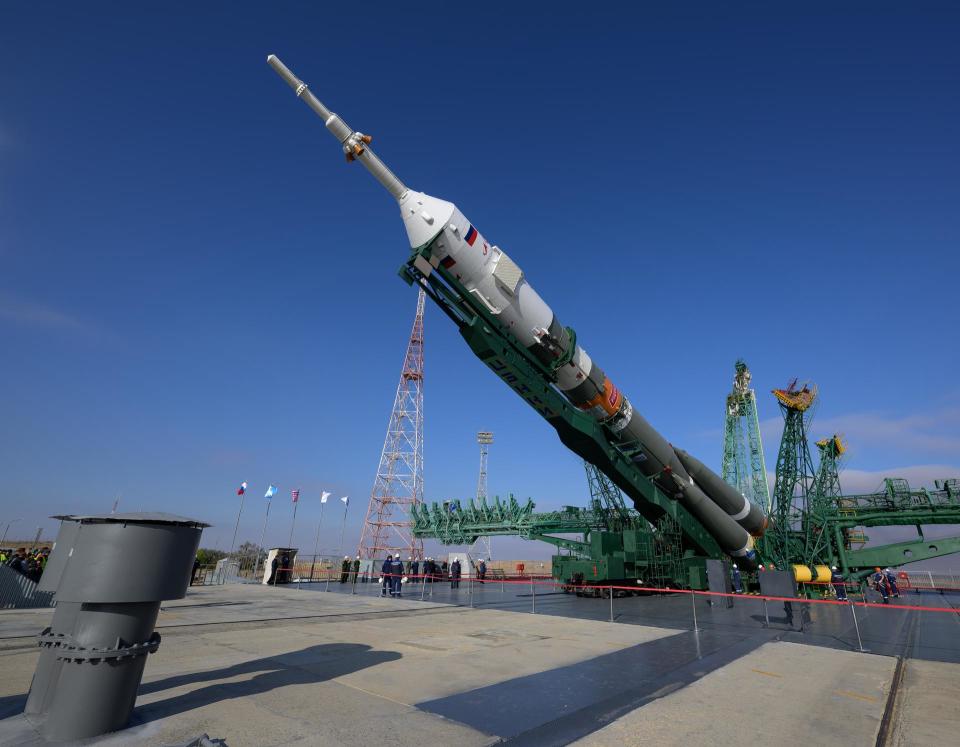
xmin=267 ymin=55 xmax=769 ymax=565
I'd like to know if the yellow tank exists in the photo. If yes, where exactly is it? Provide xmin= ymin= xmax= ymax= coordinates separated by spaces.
xmin=792 ymin=564 xmax=832 ymax=583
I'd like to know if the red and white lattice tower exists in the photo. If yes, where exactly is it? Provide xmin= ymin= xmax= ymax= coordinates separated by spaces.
xmin=357 ymin=289 xmax=425 ymax=560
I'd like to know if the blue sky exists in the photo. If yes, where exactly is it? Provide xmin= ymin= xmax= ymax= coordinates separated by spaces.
xmin=1 ymin=3 xmax=958 ymax=562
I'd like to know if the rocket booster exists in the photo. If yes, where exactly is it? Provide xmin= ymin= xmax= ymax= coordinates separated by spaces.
xmin=267 ymin=55 xmax=769 ymax=563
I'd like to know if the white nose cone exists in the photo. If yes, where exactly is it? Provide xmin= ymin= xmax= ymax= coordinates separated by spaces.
xmin=399 ymin=190 xmax=456 ymax=249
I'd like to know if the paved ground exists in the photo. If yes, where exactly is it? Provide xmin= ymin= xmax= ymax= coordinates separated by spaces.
xmin=362 ymin=578 xmax=960 ymax=662
xmin=573 ymin=641 xmax=895 ymax=746
xmin=889 ymin=659 xmax=960 ymax=747
xmin=0 ymin=581 xmax=957 ymax=745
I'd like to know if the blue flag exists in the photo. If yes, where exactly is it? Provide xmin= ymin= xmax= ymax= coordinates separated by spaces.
xmin=264 ymin=485 xmax=278 ymax=499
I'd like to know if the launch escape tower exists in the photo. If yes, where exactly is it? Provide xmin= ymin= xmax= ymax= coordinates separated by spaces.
xmin=357 ymin=290 xmax=426 ymax=560
xmin=764 ymin=380 xmax=819 ymax=569
xmin=471 ymin=431 xmax=495 ymax=559
xmin=721 ymin=360 xmax=771 ymax=512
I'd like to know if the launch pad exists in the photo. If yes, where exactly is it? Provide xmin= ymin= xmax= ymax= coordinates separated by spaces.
xmin=2 ymin=582 xmax=959 ymax=745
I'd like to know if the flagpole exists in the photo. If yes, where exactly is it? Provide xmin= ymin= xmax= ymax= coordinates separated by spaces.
xmin=229 ymin=485 xmax=247 ymax=557
xmin=253 ymin=498 xmax=272 ymax=582
xmin=288 ymin=491 xmax=299 ymax=547
xmin=337 ymin=497 xmax=350 ymax=555
xmin=310 ymin=493 xmax=328 ymax=583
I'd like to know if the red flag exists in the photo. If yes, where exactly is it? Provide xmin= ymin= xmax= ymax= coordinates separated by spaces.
xmin=291 ymin=489 xmax=300 ymax=503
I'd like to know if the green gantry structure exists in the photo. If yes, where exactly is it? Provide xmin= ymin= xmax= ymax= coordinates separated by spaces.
xmin=721 ymin=360 xmax=771 ymax=512
xmin=400 ymin=248 xmax=960 ymax=590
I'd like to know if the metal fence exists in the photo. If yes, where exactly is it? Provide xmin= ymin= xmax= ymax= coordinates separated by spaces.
xmin=0 ymin=564 xmax=55 ymax=609
xmin=275 ymin=565 xmax=960 ymax=662
xmin=900 ymin=570 xmax=960 ymax=591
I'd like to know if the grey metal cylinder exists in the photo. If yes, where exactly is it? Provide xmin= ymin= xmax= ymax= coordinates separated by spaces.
xmin=605 ymin=408 xmax=756 ymax=563
xmin=674 ymin=447 xmax=770 ymax=536
xmin=23 ymin=512 xmax=207 ymax=742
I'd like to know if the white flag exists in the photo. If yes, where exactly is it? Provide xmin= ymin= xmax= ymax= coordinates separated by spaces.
xmin=320 ymin=491 xmax=331 ymax=504
xmin=340 ymin=496 xmax=349 ymax=505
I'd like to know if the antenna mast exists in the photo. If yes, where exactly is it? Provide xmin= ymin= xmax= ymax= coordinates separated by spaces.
xmin=357 ymin=290 xmax=426 ymax=560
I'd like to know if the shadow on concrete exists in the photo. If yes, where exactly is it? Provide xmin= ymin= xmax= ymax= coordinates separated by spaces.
xmin=133 ymin=643 xmax=400 ymax=724
xmin=0 ymin=694 xmax=28 ymax=720
xmin=419 ymin=628 xmax=776 ymax=744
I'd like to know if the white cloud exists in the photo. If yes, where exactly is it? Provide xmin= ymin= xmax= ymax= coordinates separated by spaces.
xmin=763 ymin=462 xmax=959 ymax=497
xmin=0 ymin=292 xmax=103 ymax=338
xmin=838 ymin=464 xmax=960 ymax=494
xmin=816 ymin=410 xmax=960 ymax=456
xmin=760 ymin=406 xmax=960 ymax=460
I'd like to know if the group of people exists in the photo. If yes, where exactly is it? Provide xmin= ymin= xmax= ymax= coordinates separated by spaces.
xmin=1 ymin=547 xmax=50 ymax=583
xmin=374 ymin=555 xmax=490 ymax=597
xmin=871 ymin=566 xmax=900 ymax=603
xmin=339 ymin=555 xmax=361 ymax=583
xmin=832 ymin=565 xmax=900 ymax=603
xmin=380 ymin=555 xmax=406 ymax=597
xmin=268 ymin=551 xmax=294 ymax=585
xmin=732 ymin=562 xmax=902 ymax=605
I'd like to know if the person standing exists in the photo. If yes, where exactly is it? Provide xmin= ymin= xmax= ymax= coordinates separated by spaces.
xmin=731 ymin=563 xmax=742 ymax=594
xmin=411 ymin=558 xmax=420 ymax=580
xmin=831 ymin=567 xmax=848 ymax=601
xmin=391 ymin=555 xmax=404 ymax=597
xmin=26 ymin=554 xmax=42 ymax=584
xmin=450 ymin=558 xmax=461 ymax=589
xmin=872 ymin=567 xmax=890 ymax=603
xmin=280 ymin=552 xmax=292 ymax=583
xmin=885 ymin=568 xmax=900 ymax=598
xmin=8 ymin=548 xmax=29 ymax=577
xmin=268 ymin=554 xmax=279 ymax=585
xmin=477 ymin=558 xmax=487 ymax=582
xmin=351 ymin=555 xmax=360 ymax=584
xmin=340 ymin=556 xmax=351 ymax=583
xmin=381 ymin=555 xmax=393 ymax=596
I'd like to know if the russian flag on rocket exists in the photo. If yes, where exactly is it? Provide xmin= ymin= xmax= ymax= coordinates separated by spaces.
xmin=465 ymin=225 xmax=478 ymax=246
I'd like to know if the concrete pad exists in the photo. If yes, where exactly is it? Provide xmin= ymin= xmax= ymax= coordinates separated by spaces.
xmin=0 ymin=585 xmax=675 ymax=746
xmin=4 ymin=584 xmax=954 ymax=746
xmin=890 ymin=659 xmax=960 ymax=746
xmin=335 ymin=614 xmax=679 ymax=704
xmin=573 ymin=641 xmax=897 ymax=746
xmin=0 ymin=583 xmax=453 ymax=647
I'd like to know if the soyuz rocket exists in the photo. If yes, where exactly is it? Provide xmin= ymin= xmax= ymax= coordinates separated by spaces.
xmin=267 ymin=55 xmax=770 ymax=566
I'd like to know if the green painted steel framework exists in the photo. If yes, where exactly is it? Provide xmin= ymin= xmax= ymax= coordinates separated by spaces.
xmin=721 ymin=360 xmax=770 ymax=512
xmin=764 ymin=382 xmax=820 ymax=570
xmin=401 ymin=248 xmax=723 ymax=574
xmin=759 ymin=383 xmax=960 ymax=581
xmin=401 ymin=249 xmax=960 ymax=588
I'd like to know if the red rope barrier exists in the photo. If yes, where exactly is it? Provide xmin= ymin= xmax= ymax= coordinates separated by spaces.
xmin=339 ymin=572 xmax=960 ymax=615
xmin=264 ymin=566 xmax=959 ymax=615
